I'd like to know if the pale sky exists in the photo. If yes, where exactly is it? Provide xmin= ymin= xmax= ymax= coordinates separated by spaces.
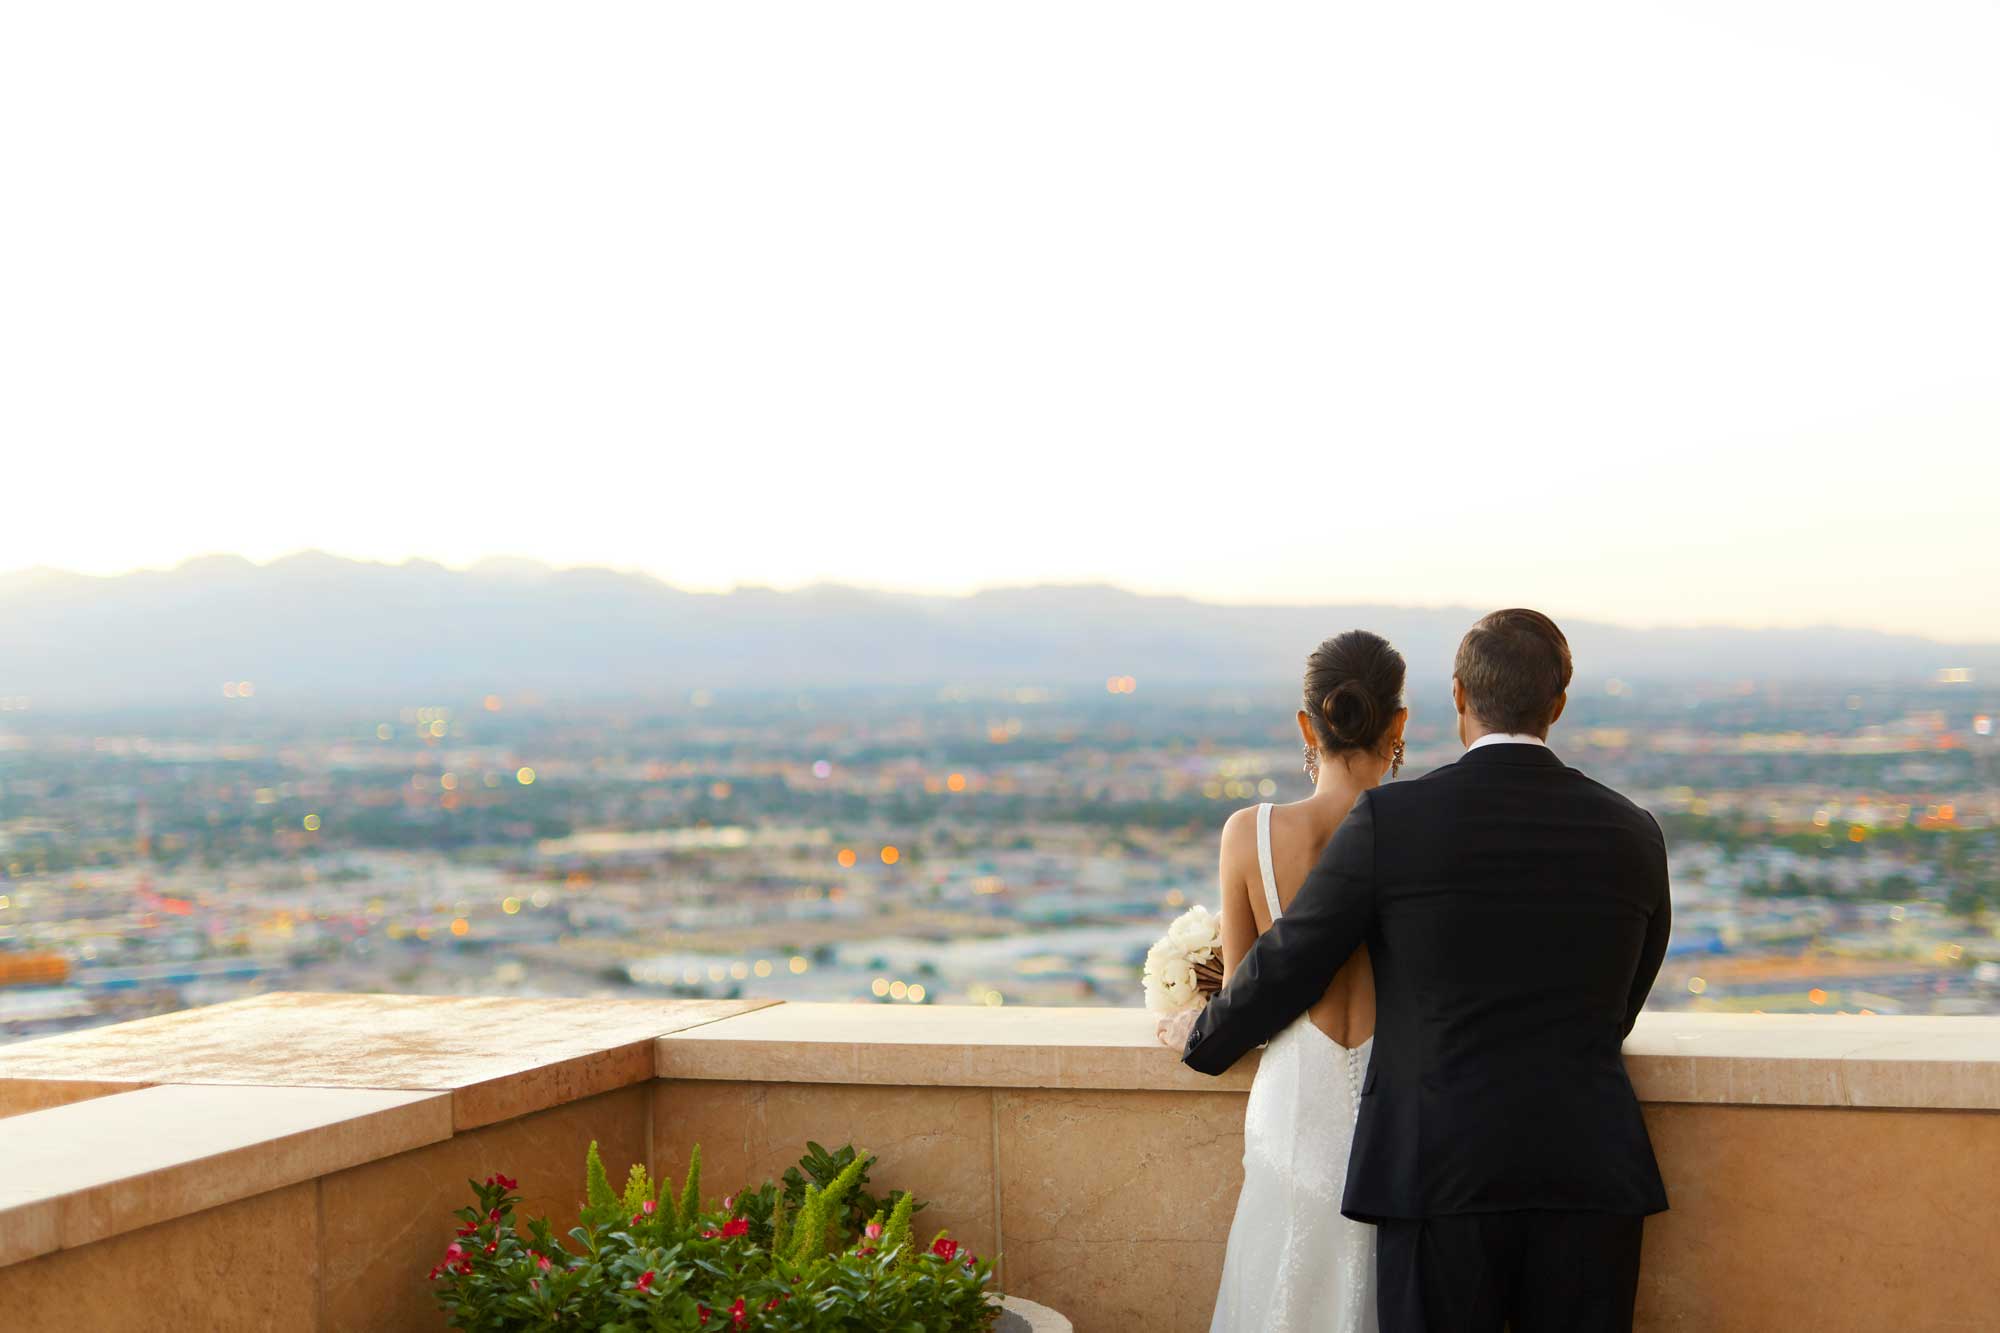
xmin=3 ymin=3 xmax=1996 ymax=640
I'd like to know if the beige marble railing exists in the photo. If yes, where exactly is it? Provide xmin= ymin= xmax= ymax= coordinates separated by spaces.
xmin=0 ymin=996 xmax=1996 ymax=1331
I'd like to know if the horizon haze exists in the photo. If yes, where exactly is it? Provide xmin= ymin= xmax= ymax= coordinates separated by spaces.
xmin=2 ymin=551 xmax=1994 ymax=708
xmin=7 ymin=547 xmax=1999 ymax=645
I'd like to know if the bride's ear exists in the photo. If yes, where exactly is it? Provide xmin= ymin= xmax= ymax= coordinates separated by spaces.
xmin=1388 ymin=707 xmax=1410 ymax=744
xmin=1296 ymin=709 xmax=1318 ymax=750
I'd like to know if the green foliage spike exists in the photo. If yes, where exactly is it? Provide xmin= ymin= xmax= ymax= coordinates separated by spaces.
xmin=791 ymin=1155 xmax=868 ymax=1263
xmin=770 ymin=1191 xmax=792 ymax=1257
xmin=789 ymin=1183 xmax=822 ymax=1265
xmin=620 ymin=1163 xmax=652 ymax=1219
xmin=582 ymin=1140 xmax=618 ymax=1227
xmin=677 ymin=1144 xmax=704 ymax=1230
xmin=883 ymin=1189 xmax=917 ymax=1269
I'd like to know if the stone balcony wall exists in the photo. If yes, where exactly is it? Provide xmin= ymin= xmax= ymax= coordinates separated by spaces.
xmin=0 ymin=995 xmax=1996 ymax=1331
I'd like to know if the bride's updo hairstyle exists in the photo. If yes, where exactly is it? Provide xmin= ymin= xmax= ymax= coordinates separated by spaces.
xmin=1303 ymin=630 xmax=1407 ymax=758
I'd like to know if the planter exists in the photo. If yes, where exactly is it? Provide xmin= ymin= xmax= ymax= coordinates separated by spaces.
xmin=994 ymin=1295 xmax=1073 ymax=1333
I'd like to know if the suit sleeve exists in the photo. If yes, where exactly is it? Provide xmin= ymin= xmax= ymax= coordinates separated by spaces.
xmin=1623 ymin=815 xmax=1672 ymax=1037
xmin=1181 ymin=790 xmax=1378 ymax=1075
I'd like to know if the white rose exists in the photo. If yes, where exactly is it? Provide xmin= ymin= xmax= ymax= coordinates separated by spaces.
xmin=1168 ymin=906 xmax=1218 ymax=955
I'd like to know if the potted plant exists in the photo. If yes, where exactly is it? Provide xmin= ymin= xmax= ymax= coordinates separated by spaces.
xmin=425 ymin=1139 xmax=1071 ymax=1332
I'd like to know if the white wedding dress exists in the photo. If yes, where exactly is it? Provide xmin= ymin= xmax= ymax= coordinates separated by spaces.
xmin=1210 ymin=802 xmax=1378 ymax=1333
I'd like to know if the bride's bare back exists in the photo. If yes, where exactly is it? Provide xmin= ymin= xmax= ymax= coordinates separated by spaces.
xmin=1217 ymin=795 xmax=1375 ymax=1048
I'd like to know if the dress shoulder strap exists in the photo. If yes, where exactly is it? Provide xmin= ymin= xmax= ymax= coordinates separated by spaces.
xmin=1254 ymin=803 xmax=1284 ymax=922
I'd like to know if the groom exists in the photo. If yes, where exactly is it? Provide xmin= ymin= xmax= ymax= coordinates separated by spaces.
xmin=1183 ymin=609 xmax=1671 ymax=1332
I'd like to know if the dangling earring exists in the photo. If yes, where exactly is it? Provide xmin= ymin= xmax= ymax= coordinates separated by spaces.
xmin=1303 ymin=743 xmax=1319 ymax=784
xmin=1390 ymin=738 xmax=1405 ymax=779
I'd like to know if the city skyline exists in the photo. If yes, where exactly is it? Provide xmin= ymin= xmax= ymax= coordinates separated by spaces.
xmin=6 ymin=674 xmax=1996 ymax=1042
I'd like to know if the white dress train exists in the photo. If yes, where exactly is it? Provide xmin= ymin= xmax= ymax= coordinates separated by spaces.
xmin=1209 ymin=802 xmax=1378 ymax=1333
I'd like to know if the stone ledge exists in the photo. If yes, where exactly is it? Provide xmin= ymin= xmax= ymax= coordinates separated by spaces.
xmin=656 ymin=1002 xmax=1261 ymax=1091
xmin=660 ymin=1004 xmax=2000 ymax=1110
xmin=0 ymin=992 xmax=777 ymax=1129
xmin=1623 ymin=1011 xmax=2000 ymax=1110
xmin=0 ymin=1083 xmax=449 ymax=1266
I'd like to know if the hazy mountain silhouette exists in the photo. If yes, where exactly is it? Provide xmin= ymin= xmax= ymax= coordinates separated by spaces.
xmin=0 ymin=553 xmax=1991 ymax=705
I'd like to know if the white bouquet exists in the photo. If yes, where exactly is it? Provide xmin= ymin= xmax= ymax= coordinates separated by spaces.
xmin=1142 ymin=903 xmax=1224 ymax=1015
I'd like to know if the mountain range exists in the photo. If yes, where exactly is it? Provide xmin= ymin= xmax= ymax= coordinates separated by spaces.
xmin=1 ymin=553 xmax=1991 ymax=706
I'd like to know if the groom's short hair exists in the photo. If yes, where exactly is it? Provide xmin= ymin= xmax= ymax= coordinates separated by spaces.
xmin=1455 ymin=608 xmax=1573 ymax=736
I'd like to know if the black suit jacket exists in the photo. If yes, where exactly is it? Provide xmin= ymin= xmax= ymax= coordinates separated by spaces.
xmin=1183 ymin=742 xmax=1671 ymax=1222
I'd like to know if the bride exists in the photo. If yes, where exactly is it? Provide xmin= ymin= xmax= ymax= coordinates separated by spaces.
xmin=1202 ymin=630 xmax=1407 ymax=1333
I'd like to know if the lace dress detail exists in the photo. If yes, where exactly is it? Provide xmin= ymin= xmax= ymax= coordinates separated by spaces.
xmin=1208 ymin=803 xmax=1377 ymax=1333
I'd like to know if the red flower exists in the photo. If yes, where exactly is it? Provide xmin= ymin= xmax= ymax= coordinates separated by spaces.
xmin=455 ymin=1259 xmax=473 ymax=1275
xmin=931 ymin=1236 xmax=959 ymax=1261
xmin=487 ymin=1208 xmax=502 ymax=1223
xmin=427 ymin=1264 xmax=442 ymax=1282
xmin=529 ymin=1250 xmax=551 ymax=1272
xmin=631 ymin=1213 xmax=646 ymax=1226
xmin=730 ymin=1296 xmax=747 ymax=1329
xmin=701 ymin=1228 xmax=719 ymax=1239
xmin=764 ymin=1296 xmax=783 ymax=1311
xmin=642 ymin=1198 xmax=657 ymax=1215
xmin=484 ymin=1241 xmax=498 ymax=1255
xmin=444 ymin=1243 xmax=465 ymax=1262
xmin=720 ymin=1216 xmax=749 ymax=1239
xmin=496 ymin=1173 xmax=518 ymax=1191
xmin=698 ymin=1306 xmax=709 ymax=1323
xmin=455 ymin=1222 xmax=477 ymax=1238
xmin=634 ymin=1269 xmax=656 ymax=1294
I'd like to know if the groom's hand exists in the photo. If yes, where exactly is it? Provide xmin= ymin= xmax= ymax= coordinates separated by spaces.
xmin=1182 ymin=791 xmax=1378 ymax=1075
